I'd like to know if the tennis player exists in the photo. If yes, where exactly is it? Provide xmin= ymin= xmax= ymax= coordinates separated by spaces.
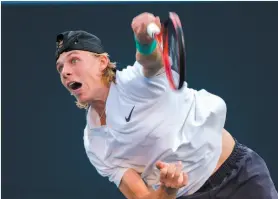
xmin=55 ymin=13 xmax=278 ymax=199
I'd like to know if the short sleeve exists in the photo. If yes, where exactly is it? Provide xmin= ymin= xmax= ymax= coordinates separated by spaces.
xmin=85 ymin=150 xmax=128 ymax=187
xmin=83 ymin=125 xmax=128 ymax=187
xmin=115 ymin=61 xmax=171 ymax=99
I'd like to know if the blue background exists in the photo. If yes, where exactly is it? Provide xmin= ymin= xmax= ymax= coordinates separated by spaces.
xmin=2 ymin=2 xmax=278 ymax=199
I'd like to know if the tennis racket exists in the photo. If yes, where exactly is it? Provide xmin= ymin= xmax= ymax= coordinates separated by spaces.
xmin=147 ymin=12 xmax=186 ymax=91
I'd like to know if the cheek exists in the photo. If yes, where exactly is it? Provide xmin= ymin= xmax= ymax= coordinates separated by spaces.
xmin=81 ymin=67 xmax=101 ymax=90
xmin=85 ymin=64 xmax=102 ymax=80
xmin=87 ymin=70 xmax=102 ymax=86
xmin=81 ymin=60 xmax=103 ymax=87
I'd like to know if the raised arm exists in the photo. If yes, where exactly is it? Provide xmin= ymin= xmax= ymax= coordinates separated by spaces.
xmin=131 ymin=13 xmax=164 ymax=78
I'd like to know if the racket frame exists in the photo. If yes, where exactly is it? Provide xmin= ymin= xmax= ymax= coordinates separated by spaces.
xmin=153 ymin=12 xmax=186 ymax=91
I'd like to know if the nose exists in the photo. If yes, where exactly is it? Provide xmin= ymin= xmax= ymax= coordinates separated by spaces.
xmin=61 ymin=64 xmax=72 ymax=79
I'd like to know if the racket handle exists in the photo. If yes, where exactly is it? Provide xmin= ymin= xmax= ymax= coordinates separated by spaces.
xmin=147 ymin=23 xmax=160 ymax=39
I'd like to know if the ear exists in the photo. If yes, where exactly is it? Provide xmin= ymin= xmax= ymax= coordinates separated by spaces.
xmin=99 ymin=55 xmax=109 ymax=71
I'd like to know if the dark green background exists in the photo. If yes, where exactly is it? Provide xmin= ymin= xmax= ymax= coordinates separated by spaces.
xmin=2 ymin=2 xmax=278 ymax=199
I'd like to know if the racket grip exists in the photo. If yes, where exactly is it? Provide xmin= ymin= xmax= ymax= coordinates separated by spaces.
xmin=147 ymin=23 xmax=160 ymax=39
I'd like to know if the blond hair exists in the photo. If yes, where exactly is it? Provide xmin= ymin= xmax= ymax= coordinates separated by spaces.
xmin=76 ymin=52 xmax=116 ymax=109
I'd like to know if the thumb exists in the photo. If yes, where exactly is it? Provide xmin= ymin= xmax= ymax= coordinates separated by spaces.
xmin=156 ymin=161 xmax=167 ymax=170
xmin=155 ymin=16 xmax=162 ymax=29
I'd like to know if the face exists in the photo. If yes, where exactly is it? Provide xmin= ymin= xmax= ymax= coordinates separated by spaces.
xmin=56 ymin=50 xmax=109 ymax=104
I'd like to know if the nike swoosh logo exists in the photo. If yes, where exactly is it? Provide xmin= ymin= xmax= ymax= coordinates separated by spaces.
xmin=125 ymin=106 xmax=135 ymax=122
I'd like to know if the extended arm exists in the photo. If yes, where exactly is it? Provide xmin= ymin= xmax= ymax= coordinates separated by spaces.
xmin=132 ymin=12 xmax=164 ymax=78
xmin=136 ymin=46 xmax=163 ymax=77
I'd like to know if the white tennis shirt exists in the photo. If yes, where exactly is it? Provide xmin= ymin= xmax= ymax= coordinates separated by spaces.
xmin=83 ymin=61 xmax=227 ymax=197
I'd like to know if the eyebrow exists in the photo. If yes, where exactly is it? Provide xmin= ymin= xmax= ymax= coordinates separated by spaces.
xmin=56 ymin=51 xmax=80 ymax=67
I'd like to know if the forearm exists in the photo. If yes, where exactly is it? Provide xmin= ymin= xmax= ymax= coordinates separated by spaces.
xmin=136 ymin=43 xmax=164 ymax=77
xmin=139 ymin=185 xmax=177 ymax=199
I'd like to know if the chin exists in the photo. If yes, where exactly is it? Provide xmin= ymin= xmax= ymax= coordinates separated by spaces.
xmin=75 ymin=95 xmax=90 ymax=107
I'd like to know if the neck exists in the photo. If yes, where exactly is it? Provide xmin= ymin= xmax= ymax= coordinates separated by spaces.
xmin=89 ymin=85 xmax=109 ymax=114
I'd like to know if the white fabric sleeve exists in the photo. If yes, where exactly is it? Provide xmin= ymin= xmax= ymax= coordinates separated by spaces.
xmin=85 ymin=150 xmax=128 ymax=187
xmin=115 ymin=61 xmax=172 ymax=99
xmin=83 ymin=126 xmax=128 ymax=187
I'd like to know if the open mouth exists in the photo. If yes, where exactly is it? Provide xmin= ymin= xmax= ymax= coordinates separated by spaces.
xmin=68 ymin=82 xmax=82 ymax=90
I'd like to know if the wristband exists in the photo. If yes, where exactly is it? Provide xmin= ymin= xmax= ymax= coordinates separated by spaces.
xmin=134 ymin=36 xmax=157 ymax=55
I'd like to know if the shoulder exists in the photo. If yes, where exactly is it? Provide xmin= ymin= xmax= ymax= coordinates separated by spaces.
xmin=116 ymin=61 xmax=167 ymax=84
xmin=114 ymin=61 xmax=170 ymax=99
xmin=115 ymin=61 xmax=143 ymax=84
xmin=83 ymin=125 xmax=130 ymax=187
xmin=195 ymin=89 xmax=227 ymax=115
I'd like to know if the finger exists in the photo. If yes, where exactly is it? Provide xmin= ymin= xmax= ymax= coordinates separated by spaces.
xmin=136 ymin=25 xmax=144 ymax=36
xmin=132 ymin=20 xmax=140 ymax=34
xmin=173 ymin=161 xmax=182 ymax=182
xmin=182 ymin=172 xmax=188 ymax=186
xmin=160 ymin=167 xmax=168 ymax=183
xmin=166 ymin=163 xmax=176 ymax=180
xmin=155 ymin=16 xmax=162 ymax=29
xmin=156 ymin=161 xmax=167 ymax=170
xmin=131 ymin=17 xmax=136 ymax=29
xmin=177 ymin=173 xmax=183 ymax=186
xmin=146 ymin=13 xmax=155 ymax=22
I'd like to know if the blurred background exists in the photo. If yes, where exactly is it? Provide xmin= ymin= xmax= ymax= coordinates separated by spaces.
xmin=2 ymin=2 xmax=278 ymax=199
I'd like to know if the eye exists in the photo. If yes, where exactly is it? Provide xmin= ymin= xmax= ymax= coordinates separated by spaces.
xmin=71 ymin=58 xmax=79 ymax=64
xmin=57 ymin=65 xmax=63 ymax=73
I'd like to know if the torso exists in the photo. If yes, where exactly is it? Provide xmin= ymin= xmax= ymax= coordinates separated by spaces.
xmin=84 ymin=62 xmax=229 ymax=197
xmin=92 ymin=109 xmax=235 ymax=177
xmin=214 ymin=129 xmax=235 ymax=173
